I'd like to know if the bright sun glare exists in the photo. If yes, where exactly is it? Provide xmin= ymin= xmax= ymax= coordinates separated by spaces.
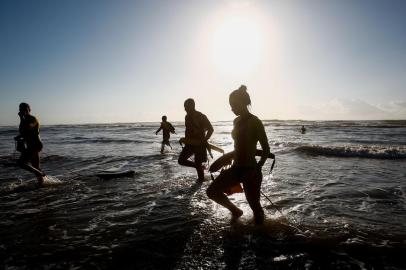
xmin=211 ymin=14 xmax=264 ymax=75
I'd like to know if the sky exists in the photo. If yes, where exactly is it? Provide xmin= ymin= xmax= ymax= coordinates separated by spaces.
xmin=1 ymin=0 xmax=405 ymax=125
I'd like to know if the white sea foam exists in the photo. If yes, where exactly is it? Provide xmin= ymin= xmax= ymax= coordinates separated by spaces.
xmin=43 ymin=175 xmax=64 ymax=185
xmin=296 ymin=144 xmax=406 ymax=159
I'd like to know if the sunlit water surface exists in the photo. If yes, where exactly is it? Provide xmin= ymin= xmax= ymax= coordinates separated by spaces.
xmin=1 ymin=120 xmax=406 ymax=269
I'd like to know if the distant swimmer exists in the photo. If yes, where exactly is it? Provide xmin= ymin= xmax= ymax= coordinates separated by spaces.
xmin=301 ymin=125 xmax=306 ymax=134
xmin=178 ymin=98 xmax=214 ymax=182
xmin=206 ymin=85 xmax=270 ymax=225
xmin=15 ymin=103 xmax=46 ymax=186
xmin=155 ymin=115 xmax=176 ymax=153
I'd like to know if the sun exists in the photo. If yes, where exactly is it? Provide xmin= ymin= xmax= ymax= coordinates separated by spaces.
xmin=210 ymin=14 xmax=264 ymax=75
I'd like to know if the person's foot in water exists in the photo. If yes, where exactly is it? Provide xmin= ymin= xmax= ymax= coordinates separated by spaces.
xmin=196 ymin=164 xmax=206 ymax=182
xmin=231 ymin=207 xmax=243 ymax=218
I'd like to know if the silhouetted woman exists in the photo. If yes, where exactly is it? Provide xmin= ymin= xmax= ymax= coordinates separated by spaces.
xmin=15 ymin=102 xmax=46 ymax=186
xmin=207 ymin=85 xmax=270 ymax=224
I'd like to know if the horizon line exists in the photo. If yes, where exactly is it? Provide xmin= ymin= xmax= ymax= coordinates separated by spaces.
xmin=1 ymin=118 xmax=406 ymax=128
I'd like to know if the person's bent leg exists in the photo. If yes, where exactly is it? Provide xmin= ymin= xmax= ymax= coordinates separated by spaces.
xmin=206 ymin=169 xmax=243 ymax=217
xmin=178 ymin=146 xmax=196 ymax=168
xmin=243 ymin=170 xmax=264 ymax=224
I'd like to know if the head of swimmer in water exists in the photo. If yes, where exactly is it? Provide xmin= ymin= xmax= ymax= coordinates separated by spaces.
xmin=162 ymin=115 xmax=167 ymax=122
xmin=18 ymin=102 xmax=31 ymax=118
xmin=184 ymin=98 xmax=195 ymax=114
xmin=229 ymin=85 xmax=251 ymax=116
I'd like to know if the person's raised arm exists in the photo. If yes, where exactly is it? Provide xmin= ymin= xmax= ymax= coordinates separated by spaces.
xmin=257 ymin=120 xmax=270 ymax=168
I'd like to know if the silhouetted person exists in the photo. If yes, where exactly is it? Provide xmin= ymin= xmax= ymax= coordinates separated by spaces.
xmin=155 ymin=115 xmax=175 ymax=153
xmin=206 ymin=85 xmax=270 ymax=225
xmin=178 ymin=98 xmax=213 ymax=181
xmin=15 ymin=102 xmax=46 ymax=186
xmin=301 ymin=125 xmax=306 ymax=134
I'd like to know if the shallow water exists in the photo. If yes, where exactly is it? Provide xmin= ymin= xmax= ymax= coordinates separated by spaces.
xmin=1 ymin=120 xmax=406 ymax=269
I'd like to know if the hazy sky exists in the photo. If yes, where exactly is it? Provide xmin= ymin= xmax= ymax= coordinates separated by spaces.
xmin=1 ymin=0 xmax=405 ymax=125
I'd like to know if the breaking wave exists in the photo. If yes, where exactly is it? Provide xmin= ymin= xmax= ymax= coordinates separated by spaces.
xmin=295 ymin=145 xmax=406 ymax=159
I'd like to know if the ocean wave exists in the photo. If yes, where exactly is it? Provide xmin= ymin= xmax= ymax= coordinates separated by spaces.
xmin=271 ymin=141 xmax=298 ymax=148
xmin=262 ymin=120 xmax=406 ymax=128
xmin=65 ymin=137 xmax=147 ymax=144
xmin=0 ymin=128 xmax=18 ymax=136
xmin=41 ymin=154 xmax=79 ymax=162
xmin=295 ymin=145 xmax=406 ymax=159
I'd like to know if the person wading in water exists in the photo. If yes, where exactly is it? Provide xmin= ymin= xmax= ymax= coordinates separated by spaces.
xmin=155 ymin=115 xmax=175 ymax=153
xmin=206 ymin=85 xmax=270 ymax=224
xmin=178 ymin=98 xmax=213 ymax=182
xmin=15 ymin=102 xmax=46 ymax=186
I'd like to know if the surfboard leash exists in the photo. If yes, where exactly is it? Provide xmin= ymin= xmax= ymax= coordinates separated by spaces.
xmin=269 ymin=158 xmax=276 ymax=174
xmin=262 ymin=156 xmax=304 ymax=232
xmin=260 ymin=190 xmax=284 ymax=217
xmin=261 ymin=156 xmax=283 ymax=215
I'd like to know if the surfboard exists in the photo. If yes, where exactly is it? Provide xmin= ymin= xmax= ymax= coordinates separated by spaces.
xmin=209 ymin=149 xmax=275 ymax=172
xmin=95 ymin=170 xmax=135 ymax=179
xmin=179 ymin=137 xmax=224 ymax=154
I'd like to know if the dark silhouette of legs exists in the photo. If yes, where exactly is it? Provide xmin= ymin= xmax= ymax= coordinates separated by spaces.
xmin=207 ymin=168 xmax=265 ymax=224
xmin=18 ymin=150 xmax=45 ymax=186
xmin=178 ymin=146 xmax=205 ymax=181
xmin=206 ymin=169 xmax=243 ymax=217
xmin=178 ymin=150 xmax=195 ymax=167
xmin=196 ymin=163 xmax=204 ymax=182
xmin=243 ymin=170 xmax=264 ymax=224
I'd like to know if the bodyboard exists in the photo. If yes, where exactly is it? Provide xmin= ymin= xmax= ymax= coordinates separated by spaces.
xmin=95 ymin=170 xmax=135 ymax=179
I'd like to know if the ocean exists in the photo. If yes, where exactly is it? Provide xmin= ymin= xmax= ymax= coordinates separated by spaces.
xmin=0 ymin=120 xmax=405 ymax=269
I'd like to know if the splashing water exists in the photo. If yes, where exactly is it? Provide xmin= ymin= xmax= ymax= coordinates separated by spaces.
xmin=43 ymin=175 xmax=63 ymax=185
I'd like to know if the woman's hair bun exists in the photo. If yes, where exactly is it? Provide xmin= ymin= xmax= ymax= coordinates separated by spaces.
xmin=238 ymin=85 xmax=247 ymax=92
xmin=230 ymin=84 xmax=251 ymax=106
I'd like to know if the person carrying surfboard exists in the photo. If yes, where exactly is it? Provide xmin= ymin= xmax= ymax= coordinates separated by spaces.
xmin=15 ymin=102 xmax=46 ymax=186
xmin=178 ymin=98 xmax=214 ymax=182
xmin=206 ymin=85 xmax=270 ymax=225
xmin=155 ymin=115 xmax=175 ymax=153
